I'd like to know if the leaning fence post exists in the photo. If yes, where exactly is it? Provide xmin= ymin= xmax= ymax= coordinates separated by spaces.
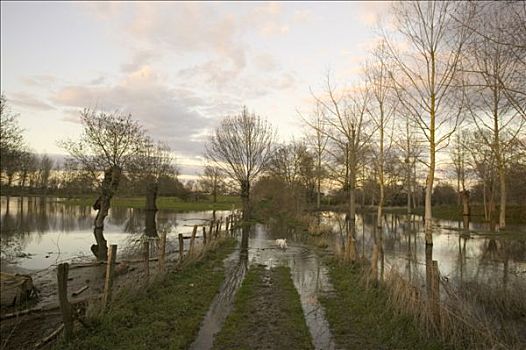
xmin=57 ymin=263 xmax=73 ymax=341
xmin=190 ymin=225 xmax=198 ymax=253
xmin=159 ymin=231 xmax=166 ymax=272
xmin=202 ymin=226 xmax=207 ymax=245
xmin=226 ymin=217 xmax=230 ymax=232
xmin=215 ymin=220 xmax=220 ymax=238
xmin=209 ymin=220 xmax=215 ymax=241
xmin=143 ymin=241 xmax=150 ymax=281
xmin=431 ymin=260 xmax=440 ymax=325
xmin=178 ymin=233 xmax=184 ymax=261
xmin=103 ymin=244 xmax=117 ymax=307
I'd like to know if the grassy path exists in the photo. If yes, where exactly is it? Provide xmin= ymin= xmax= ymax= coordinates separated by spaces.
xmin=59 ymin=195 xmax=240 ymax=211
xmin=54 ymin=239 xmax=236 ymax=350
xmin=319 ymin=260 xmax=448 ymax=350
xmin=213 ymin=264 xmax=314 ymax=350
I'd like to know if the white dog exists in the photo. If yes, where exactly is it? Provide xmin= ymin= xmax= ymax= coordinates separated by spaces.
xmin=275 ymin=238 xmax=288 ymax=250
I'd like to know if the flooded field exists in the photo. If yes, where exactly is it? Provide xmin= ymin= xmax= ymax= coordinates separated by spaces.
xmin=191 ymin=224 xmax=336 ymax=350
xmin=323 ymin=212 xmax=526 ymax=292
xmin=0 ymin=196 xmax=230 ymax=272
xmin=1 ymin=196 xmax=525 ymax=347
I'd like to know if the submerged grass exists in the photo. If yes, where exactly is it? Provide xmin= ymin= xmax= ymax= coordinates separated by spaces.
xmin=213 ymin=264 xmax=314 ymax=350
xmin=320 ymin=260 xmax=447 ymax=350
xmin=54 ymin=238 xmax=237 ymax=350
xmin=59 ymin=195 xmax=241 ymax=211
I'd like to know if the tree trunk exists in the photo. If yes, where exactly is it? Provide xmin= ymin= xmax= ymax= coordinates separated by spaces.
xmin=498 ymin=167 xmax=506 ymax=229
xmin=144 ymin=181 xmax=158 ymax=237
xmin=482 ymin=180 xmax=488 ymax=221
xmin=425 ymin=124 xmax=436 ymax=245
xmin=240 ymin=180 xmax=250 ymax=221
xmin=371 ymin=224 xmax=379 ymax=283
xmin=345 ymin=153 xmax=358 ymax=263
xmin=91 ymin=166 xmax=122 ymax=260
xmin=316 ymin=175 xmax=321 ymax=210
xmin=377 ymin=120 xmax=385 ymax=229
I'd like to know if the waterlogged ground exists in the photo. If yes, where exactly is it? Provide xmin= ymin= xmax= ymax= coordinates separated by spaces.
xmin=0 ymin=196 xmax=231 ymax=272
xmin=323 ymin=212 xmax=526 ymax=293
xmin=1 ymin=196 xmax=525 ymax=348
xmin=191 ymin=224 xmax=336 ymax=350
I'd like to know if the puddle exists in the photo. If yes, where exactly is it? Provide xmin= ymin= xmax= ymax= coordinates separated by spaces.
xmin=189 ymin=246 xmax=247 ymax=350
xmin=191 ymin=224 xmax=336 ymax=350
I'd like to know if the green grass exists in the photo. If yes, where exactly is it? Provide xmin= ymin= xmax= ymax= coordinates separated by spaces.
xmin=54 ymin=238 xmax=237 ymax=350
xmin=411 ymin=205 xmax=526 ymax=224
xmin=320 ymin=260 xmax=448 ymax=350
xmin=59 ymin=195 xmax=241 ymax=211
xmin=213 ymin=265 xmax=314 ymax=350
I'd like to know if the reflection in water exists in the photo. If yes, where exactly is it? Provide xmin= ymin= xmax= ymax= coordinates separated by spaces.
xmin=322 ymin=211 xmax=526 ymax=343
xmin=190 ymin=226 xmax=249 ymax=350
xmin=321 ymin=211 xmax=526 ymax=295
xmin=192 ymin=224 xmax=336 ymax=350
xmin=0 ymin=196 xmax=231 ymax=271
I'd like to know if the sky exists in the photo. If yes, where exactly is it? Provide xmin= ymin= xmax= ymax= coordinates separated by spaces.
xmin=1 ymin=1 xmax=386 ymax=179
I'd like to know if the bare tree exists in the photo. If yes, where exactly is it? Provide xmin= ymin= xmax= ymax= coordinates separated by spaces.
xmin=384 ymin=1 xmax=472 ymax=244
xmin=0 ymin=95 xmax=25 ymax=187
xmin=465 ymin=130 xmax=498 ymax=224
xmin=199 ymin=164 xmax=224 ymax=203
xmin=461 ymin=2 xmax=525 ymax=229
xmin=312 ymin=76 xmax=374 ymax=262
xmin=206 ymin=107 xmax=276 ymax=220
xmin=302 ymin=103 xmax=329 ymax=210
xmin=60 ymin=108 xmax=146 ymax=260
xmin=129 ymin=139 xmax=176 ymax=236
xmin=365 ymin=40 xmax=397 ymax=229
xmin=37 ymin=154 xmax=54 ymax=192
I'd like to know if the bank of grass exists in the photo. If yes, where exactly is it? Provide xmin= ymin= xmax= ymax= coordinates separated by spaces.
xmin=323 ymin=204 xmax=526 ymax=224
xmin=54 ymin=238 xmax=237 ymax=350
xmin=320 ymin=260 xmax=448 ymax=350
xmin=213 ymin=264 xmax=314 ymax=350
xmin=411 ymin=205 xmax=526 ymax=224
xmin=59 ymin=194 xmax=241 ymax=211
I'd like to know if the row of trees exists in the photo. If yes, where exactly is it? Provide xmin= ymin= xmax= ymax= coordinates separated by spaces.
xmin=1 ymin=1 xmax=524 ymax=262
xmin=203 ymin=1 xmax=525 ymax=262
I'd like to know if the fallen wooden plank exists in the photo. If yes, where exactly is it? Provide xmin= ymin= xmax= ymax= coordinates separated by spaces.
xmin=1 ymin=295 xmax=101 ymax=320
xmin=71 ymin=285 xmax=89 ymax=297
xmin=34 ymin=323 xmax=64 ymax=349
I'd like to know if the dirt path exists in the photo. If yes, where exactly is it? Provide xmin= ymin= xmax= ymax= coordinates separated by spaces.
xmin=213 ymin=264 xmax=314 ymax=350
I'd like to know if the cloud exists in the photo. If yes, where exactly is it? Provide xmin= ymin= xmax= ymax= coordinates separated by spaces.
xmin=126 ymin=3 xmax=247 ymax=69
xmin=356 ymin=2 xmax=392 ymax=26
xmin=22 ymin=75 xmax=57 ymax=87
xmin=52 ymin=65 xmax=215 ymax=158
xmin=10 ymin=92 xmax=55 ymax=111
xmin=292 ymin=9 xmax=313 ymax=24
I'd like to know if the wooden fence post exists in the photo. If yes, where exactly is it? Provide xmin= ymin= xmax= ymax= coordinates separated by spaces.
xmin=209 ymin=221 xmax=215 ymax=241
xmin=57 ymin=263 xmax=73 ymax=341
xmin=143 ymin=241 xmax=150 ymax=281
xmin=215 ymin=220 xmax=220 ymax=238
xmin=190 ymin=225 xmax=198 ymax=253
xmin=159 ymin=232 xmax=166 ymax=272
xmin=225 ymin=217 xmax=230 ymax=232
xmin=103 ymin=245 xmax=117 ymax=307
xmin=202 ymin=226 xmax=207 ymax=245
xmin=178 ymin=233 xmax=184 ymax=261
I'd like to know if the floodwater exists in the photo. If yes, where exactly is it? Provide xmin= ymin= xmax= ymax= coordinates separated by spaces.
xmin=191 ymin=224 xmax=335 ymax=350
xmin=2 ymin=196 xmax=525 ymax=346
xmin=0 ymin=196 xmax=230 ymax=272
xmin=191 ymin=224 xmax=336 ymax=350
xmin=323 ymin=212 xmax=526 ymax=292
